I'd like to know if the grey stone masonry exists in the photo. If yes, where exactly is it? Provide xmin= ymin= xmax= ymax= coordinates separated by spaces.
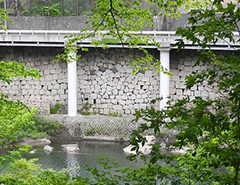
xmin=0 ymin=47 xmax=160 ymax=115
xmin=170 ymin=50 xmax=223 ymax=104
xmin=0 ymin=47 xmax=67 ymax=114
xmin=77 ymin=48 xmax=160 ymax=115
xmin=0 ymin=47 xmax=229 ymax=115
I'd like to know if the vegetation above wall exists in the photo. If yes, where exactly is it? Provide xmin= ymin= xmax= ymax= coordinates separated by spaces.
xmin=0 ymin=0 xmax=96 ymax=16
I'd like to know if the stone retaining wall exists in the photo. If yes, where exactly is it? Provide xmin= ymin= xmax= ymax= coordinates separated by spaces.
xmin=170 ymin=50 xmax=221 ymax=103
xmin=77 ymin=48 xmax=160 ymax=115
xmin=0 ymin=47 xmax=67 ymax=114
xmin=0 ymin=47 xmax=225 ymax=115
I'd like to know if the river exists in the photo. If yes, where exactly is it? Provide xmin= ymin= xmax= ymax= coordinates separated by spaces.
xmin=22 ymin=139 xmax=142 ymax=178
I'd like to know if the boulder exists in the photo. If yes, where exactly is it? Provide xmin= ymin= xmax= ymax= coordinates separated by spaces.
xmin=123 ymin=135 xmax=156 ymax=155
xmin=61 ymin=144 xmax=79 ymax=153
xmin=39 ymin=138 xmax=51 ymax=145
xmin=43 ymin=145 xmax=53 ymax=153
xmin=21 ymin=138 xmax=51 ymax=146
xmin=29 ymin=149 xmax=37 ymax=154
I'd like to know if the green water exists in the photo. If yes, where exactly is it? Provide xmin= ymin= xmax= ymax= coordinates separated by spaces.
xmin=23 ymin=139 xmax=141 ymax=178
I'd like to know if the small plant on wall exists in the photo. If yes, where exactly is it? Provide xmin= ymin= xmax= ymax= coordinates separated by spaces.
xmin=50 ymin=102 xmax=64 ymax=114
xmin=108 ymin=112 xmax=123 ymax=117
xmin=80 ymin=102 xmax=91 ymax=115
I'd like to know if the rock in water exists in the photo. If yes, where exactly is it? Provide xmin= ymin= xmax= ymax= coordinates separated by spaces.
xmin=123 ymin=135 xmax=156 ymax=155
xmin=61 ymin=144 xmax=79 ymax=153
xmin=39 ymin=138 xmax=51 ymax=145
xmin=43 ymin=145 xmax=53 ymax=153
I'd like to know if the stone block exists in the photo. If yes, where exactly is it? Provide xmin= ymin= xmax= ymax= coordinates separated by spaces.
xmin=99 ymin=108 xmax=104 ymax=114
xmin=54 ymin=84 xmax=59 ymax=89
xmin=145 ymin=71 xmax=153 ymax=77
xmin=125 ymin=109 xmax=131 ymax=115
xmin=134 ymin=104 xmax=139 ymax=109
xmin=44 ymin=69 xmax=50 ymax=75
xmin=183 ymin=90 xmax=191 ymax=96
xmin=92 ymin=94 xmax=97 ymax=99
xmin=104 ymin=108 xmax=110 ymax=115
xmin=40 ymin=90 xmax=45 ymax=95
xmin=60 ymin=84 xmax=67 ymax=89
xmin=176 ymin=89 xmax=182 ymax=95
xmin=58 ymin=89 xmax=64 ymax=95
xmin=113 ymin=89 xmax=118 ymax=95
xmin=139 ymin=104 xmax=147 ymax=109
xmin=202 ymin=91 xmax=209 ymax=97
xmin=50 ymin=69 xmax=55 ymax=74
xmin=142 ymin=94 xmax=148 ymax=99
xmin=60 ymin=94 xmax=67 ymax=100
xmin=51 ymin=89 xmax=57 ymax=96
xmin=21 ymin=89 xmax=28 ymax=95
xmin=194 ymin=91 xmax=200 ymax=96
xmin=142 ymin=77 xmax=149 ymax=82
xmin=54 ymin=95 xmax=60 ymax=101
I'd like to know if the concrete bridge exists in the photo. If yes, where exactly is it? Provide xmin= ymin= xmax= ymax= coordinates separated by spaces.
xmin=1 ymin=17 xmax=239 ymax=116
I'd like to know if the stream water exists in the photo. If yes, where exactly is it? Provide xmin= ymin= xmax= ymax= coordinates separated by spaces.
xmin=23 ymin=139 xmax=142 ymax=178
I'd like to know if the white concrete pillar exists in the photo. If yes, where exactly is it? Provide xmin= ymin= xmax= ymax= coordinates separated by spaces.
xmin=160 ymin=49 xmax=170 ymax=110
xmin=68 ymin=51 xmax=77 ymax=116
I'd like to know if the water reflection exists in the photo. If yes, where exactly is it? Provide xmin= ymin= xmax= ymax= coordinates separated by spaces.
xmin=23 ymin=139 xmax=140 ymax=178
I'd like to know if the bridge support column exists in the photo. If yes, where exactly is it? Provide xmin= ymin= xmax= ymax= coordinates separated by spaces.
xmin=159 ymin=49 xmax=170 ymax=110
xmin=67 ymin=51 xmax=77 ymax=116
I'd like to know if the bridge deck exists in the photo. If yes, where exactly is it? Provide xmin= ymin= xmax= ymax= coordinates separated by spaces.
xmin=0 ymin=30 xmax=239 ymax=50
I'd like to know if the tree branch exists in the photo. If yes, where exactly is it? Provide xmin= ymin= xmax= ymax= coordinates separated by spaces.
xmin=93 ymin=9 xmax=111 ymax=35
xmin=109 ymin=0 xmax=124 ymax=47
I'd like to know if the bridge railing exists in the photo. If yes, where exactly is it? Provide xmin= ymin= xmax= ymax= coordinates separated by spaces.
xmin=0 ymin=30 xmax=238 ymax=49
xmin=0 ymin=30 xmax=177 ymax=36
xmin=1 ymin=30 xmax=238 ymax=36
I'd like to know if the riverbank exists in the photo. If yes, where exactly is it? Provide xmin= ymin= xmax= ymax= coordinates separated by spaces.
xmin=44 ymin=114 xmax=178 ymax=146
xmin=44 ymin=114 xmax=137 ymax=141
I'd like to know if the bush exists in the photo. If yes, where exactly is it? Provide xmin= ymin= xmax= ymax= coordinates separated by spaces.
xmin=30 ymin=114 xmax=60 ymax=136
xmin=80 ymin=102 xmax=91 ymax=115
xmin=0 ymin=158 xmax=90 ymax=185
xmin=50 ymin=103 xmax=64 ymax=114
xmin=16 ymin=114 xmax=61 ymax=140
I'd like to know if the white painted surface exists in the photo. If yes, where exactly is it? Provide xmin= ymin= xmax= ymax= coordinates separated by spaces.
xmin=160 ymin=49 xmax=170 ymax=110
xmin=68 ymin=51 xmax=77 ymax=116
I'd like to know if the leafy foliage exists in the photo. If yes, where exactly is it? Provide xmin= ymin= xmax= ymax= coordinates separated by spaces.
xmin=50 ymin=102 xmax=64 ymax=114
xmin=28 ymin=0 xmax=62 ymax=16
xmin=56 ymin=0 xmax=215 ymax=74
xmin=0 ymin=61 xmax=41 ymax=147
xmin=0 ymin=8 xmax=13 ymax=30
xmin=80 ymin=102 xmax=91 ymax=115
xmin=124 ymin=0 xmax=240 ymax=184
xmin=0 ymin=100 xmax=37 ymax=148
xmin=55 ymin=0 xmax=184 ymax=74
xmin=0 ymin=160 xmax=90 ymax=185
xmin=0 ymin=16 xmax=42 ymax=178
xmin=40 ymin=2 xmax=62 ymax=16
xmin=0 ymin=61 xmax=40 ymax=84
xmin=16 ymin=114 xmax=61 ymax=139
xmin=175 ymin=0 xmax=240 ymax=49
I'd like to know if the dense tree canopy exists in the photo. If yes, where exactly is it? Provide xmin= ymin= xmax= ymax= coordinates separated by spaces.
xmin=1 ymin=0 xmax=240 ymax=184
xmin=126 ymin=0 xmax=240 ymax=184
